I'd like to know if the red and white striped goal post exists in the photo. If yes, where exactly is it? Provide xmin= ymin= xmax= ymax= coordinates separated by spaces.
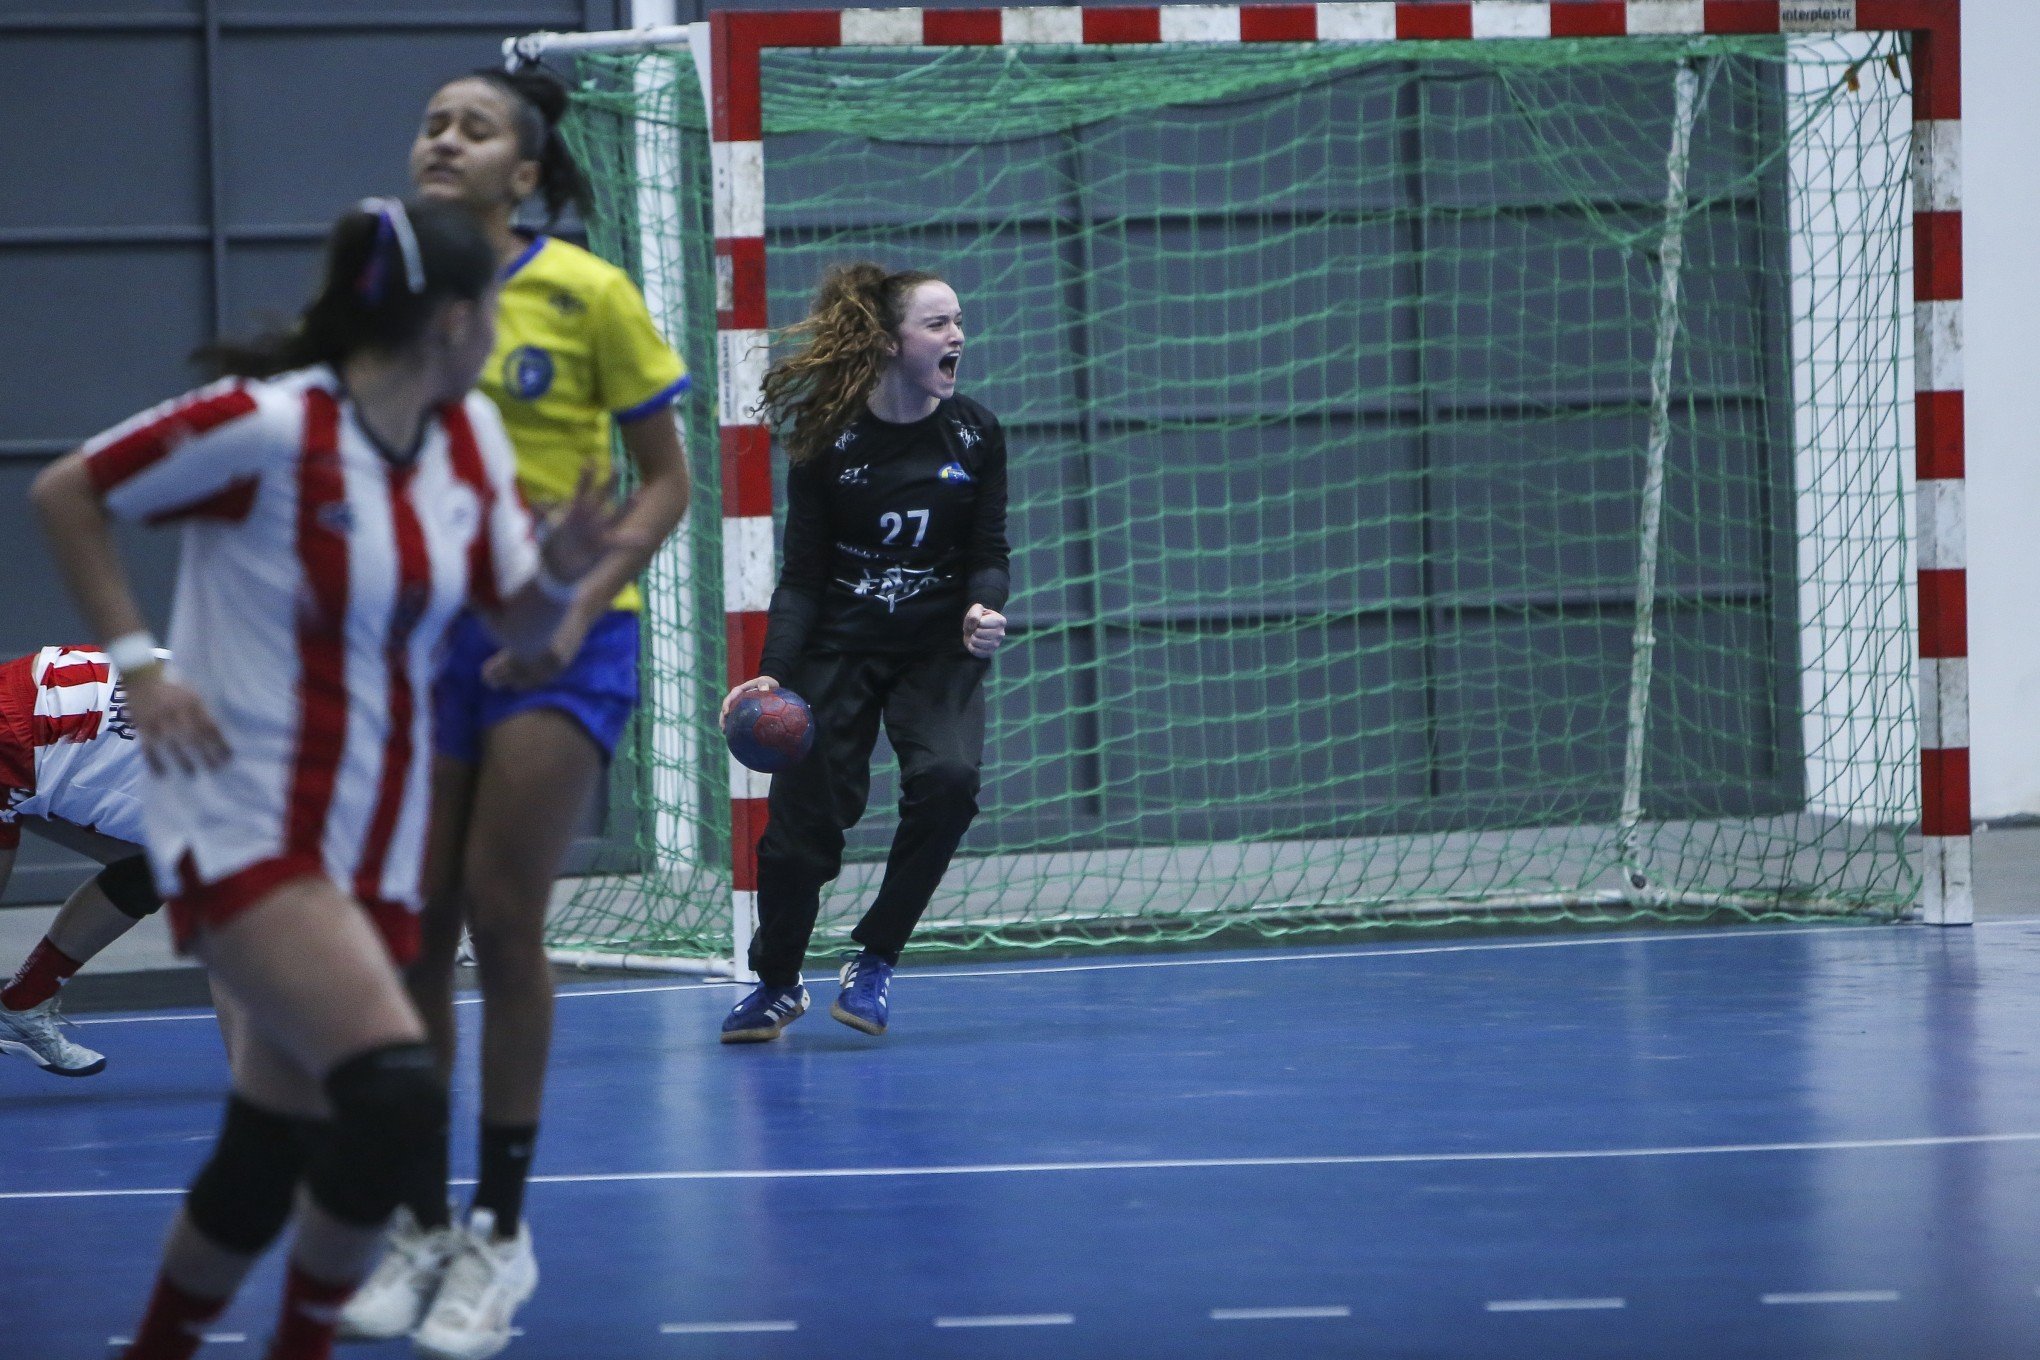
xmin=511 ymin=0 xmax=1969 ymax=964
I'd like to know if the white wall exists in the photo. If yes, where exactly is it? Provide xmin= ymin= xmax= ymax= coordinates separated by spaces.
xmin=1961 ymin=1 xmax=2040 ymax=819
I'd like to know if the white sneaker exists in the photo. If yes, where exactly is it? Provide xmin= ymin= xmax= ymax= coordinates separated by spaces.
xmin=337 ymin=1206 xmax=459 ymax=1340
xmin=412 ymin=1208 xmax=538 ymax=1360
xmin=0 ymin=997 xmax=105 ymax=1076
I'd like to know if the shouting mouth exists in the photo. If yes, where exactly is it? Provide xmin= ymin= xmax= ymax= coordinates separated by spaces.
xmin=938 ymin=351 xmax=961 ymax=379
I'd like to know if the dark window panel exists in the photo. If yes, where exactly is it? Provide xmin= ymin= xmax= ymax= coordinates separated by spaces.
xmin=1084 ymin=217 xmax=1416 ymax=420
xmin=1090 ymin=419 xmax=1424 ymax=620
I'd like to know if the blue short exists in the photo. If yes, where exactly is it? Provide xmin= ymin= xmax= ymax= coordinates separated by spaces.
xmin=433 ymin=609 xmax=640 ymax=764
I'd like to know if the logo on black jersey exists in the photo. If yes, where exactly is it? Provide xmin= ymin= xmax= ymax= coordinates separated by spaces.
xmin=548 ymin=291 xmax=587 ymax=317
xmin=839 ymin=565 xmax=941 ymax=612
xmin=834 ymin=427 xmax=860 ymax=452
xmin=838 ymin=464 xmax=870 ymax=486
xmin=951 ymin=422 xmax=982 ymax=450
xmin=504 ymin=346 xmax=555 ymax=401
xmin=938 ymin=461 xmax=973 ymax=485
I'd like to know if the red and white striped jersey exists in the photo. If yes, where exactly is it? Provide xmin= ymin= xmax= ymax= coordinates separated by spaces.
xmin=0 ymin=646 xmax=147 ymax=850
xmin=81 ymin=365 xmax=541 ymax=918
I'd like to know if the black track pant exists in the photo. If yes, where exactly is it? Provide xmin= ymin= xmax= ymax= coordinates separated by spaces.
xmin=749 ymin=649 xmax=988 ymax=987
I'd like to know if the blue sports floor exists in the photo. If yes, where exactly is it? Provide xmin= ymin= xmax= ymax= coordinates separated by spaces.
xmin=9 ymin=919 xmax=2040 ymax=1358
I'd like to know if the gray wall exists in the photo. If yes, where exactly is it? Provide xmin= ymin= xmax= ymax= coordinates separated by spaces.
xmin=0 ymin=0 xmax=631 ymax=901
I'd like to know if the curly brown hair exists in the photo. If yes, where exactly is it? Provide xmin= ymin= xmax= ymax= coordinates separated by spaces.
xmin=755 ymin=262 xmax=944 ymax=465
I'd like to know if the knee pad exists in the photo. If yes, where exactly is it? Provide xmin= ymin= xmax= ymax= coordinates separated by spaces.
xmin=905 ymin=761 xmax=980 ymax=816
xmin=307 ymin=1042 xmax=447 ymax=1228
xmin=96 ymin=854 xmax=162 ymax=920
xmin=757 ymin=837 xmax=843 ymax=886
xmin=185 ymin=1095 xmax=313 ymax=1255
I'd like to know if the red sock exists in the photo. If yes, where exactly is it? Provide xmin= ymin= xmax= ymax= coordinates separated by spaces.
xmin=122 ymin=1272 xmax=229 ymax=1360
xmin=263 ymin=1260 xmax=356 ymax=1360
xmin=2 ymin=937 xmax=82 ymax=1011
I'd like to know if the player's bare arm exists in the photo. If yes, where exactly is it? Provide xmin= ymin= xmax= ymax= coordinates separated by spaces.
xmin=29 ymin=457 xmax=227 ymax=773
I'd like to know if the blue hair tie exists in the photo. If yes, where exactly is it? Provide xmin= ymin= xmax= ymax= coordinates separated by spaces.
xmin=354 ymin=198 xmax=426 ymax=304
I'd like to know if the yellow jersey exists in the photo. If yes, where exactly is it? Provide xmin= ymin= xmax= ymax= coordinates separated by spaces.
xmin=480 ymin=235 xmax=688 ymax=614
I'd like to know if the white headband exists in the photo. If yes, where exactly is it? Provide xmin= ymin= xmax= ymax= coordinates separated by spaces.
xmin=358 ymin=196 xmax=426 ymax=297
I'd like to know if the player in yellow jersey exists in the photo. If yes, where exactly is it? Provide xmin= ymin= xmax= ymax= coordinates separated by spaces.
xmin=340 ymin=66 xmax=693 ymax=1360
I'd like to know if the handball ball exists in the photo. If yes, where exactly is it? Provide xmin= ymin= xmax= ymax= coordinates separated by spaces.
xmin=725 ymin=688 xmax=816 ymax=773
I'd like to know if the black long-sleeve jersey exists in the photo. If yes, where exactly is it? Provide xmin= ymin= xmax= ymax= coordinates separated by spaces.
xmin=757 ymin=393 xmax=1010 ymax=681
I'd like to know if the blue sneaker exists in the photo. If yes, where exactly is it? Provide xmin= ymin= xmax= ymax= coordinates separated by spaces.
xmin=830 ymin=952 xmax=893 ymax=1035
xmin=719 ymin=983 xmax=809 ymax=1044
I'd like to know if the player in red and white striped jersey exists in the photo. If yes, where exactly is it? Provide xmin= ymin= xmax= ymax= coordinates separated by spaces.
xmin=2 ymin=645 xmax=146 ymax=845
xmin=0 ymin=644 xmax=166 ymax=1076
xmin=32 ymin=198 xmax=641 ymax=1360
xmin=75 ymin=360 xmax=546 ymax=939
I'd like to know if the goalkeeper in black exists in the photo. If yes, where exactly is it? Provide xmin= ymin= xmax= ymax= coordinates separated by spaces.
xmin=718 ymin=262 xmax=1010 ymax=1042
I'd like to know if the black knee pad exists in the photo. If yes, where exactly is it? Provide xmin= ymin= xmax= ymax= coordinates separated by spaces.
xmin=95 ymin=854 xmax=162 ymax=920
xmin=758 ymin=841 xmax=842 ymax=888
xmin=307 ymin=1042 xmax=446 ymax=1228
xmin=185 ymin=1095 xmax=313 ymax=1255
xmin=906 ymin=761 xmax=980 ymax=817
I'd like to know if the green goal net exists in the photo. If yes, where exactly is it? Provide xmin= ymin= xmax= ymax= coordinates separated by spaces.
xmin=544 ymin=30 xmax=1919 ymax=968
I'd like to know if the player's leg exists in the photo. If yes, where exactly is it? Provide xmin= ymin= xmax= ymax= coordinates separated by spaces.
xmin=340 ymin=615 xmax=490 ymax=1341
xmin=408 ymin=707 xmax=599 ymax=1360
xmin=338 ymin=756 xmax=475 ymax=1343
xmin=833 ymin=653 xmax=989 ymax=1034
xmin=408 ymin=611 xmax=492 ymax=1099
xmin=725 ymin=653 xmax=885 ymax=1041
xmin=0 ymin=838 xmax=156 ymax=1076
xmin=467 ymin=707 xmax=599 ymax=1183
xmin=412 ymin=757 xmax=478 ymax=1088
xmin=124 ymin=999 xmax=320 ymax=1360
xmin=122 ymin=877 xmax=434 ymax=1360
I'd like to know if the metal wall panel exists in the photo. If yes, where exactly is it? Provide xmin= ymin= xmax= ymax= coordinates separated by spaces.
xmin=216 ymin=34 xmax=531 ymax=225
xmin=0 ymin=247 xmax=214 ymax=445
xmin=0 ymin=36 xmax=207 ymax=231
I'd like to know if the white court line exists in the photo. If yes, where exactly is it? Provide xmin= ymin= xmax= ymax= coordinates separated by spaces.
xmin=612 ymin=916 xmax=2040 ymax=993
xmin=1761 ymin=1290 xmax=1899 ymax=1305
xmin=935 ymin=1313 xmax=1074 ymax=1328
xmin=661 ymin=1320 xmax=799 ymax=1334
xmin=73 ymin=1009 xmax=217 ymax=1026
xmin=1211 ymin=1305 xmax=1351 ymax=1320
xmin=20 ymin=1130 xmax=2040 ymax=1204
xmin=1487 ymin=1298 xmax=1625 ymax=1312
xmin=881 ymin=925 xmax=1885 ymax=984
xmin=72 ymin=919 xmax=1972 ymax=1026
xmin=69 ymin=987 xmax=677 ymax=1025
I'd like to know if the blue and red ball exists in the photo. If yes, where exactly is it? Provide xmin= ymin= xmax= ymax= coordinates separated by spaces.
xmin=724 ymin=688 xmax=816 ymax=773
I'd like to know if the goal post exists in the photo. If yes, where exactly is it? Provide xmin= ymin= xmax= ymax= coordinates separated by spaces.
xmin=518 ymin=0 xmax=1968 ymax=976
